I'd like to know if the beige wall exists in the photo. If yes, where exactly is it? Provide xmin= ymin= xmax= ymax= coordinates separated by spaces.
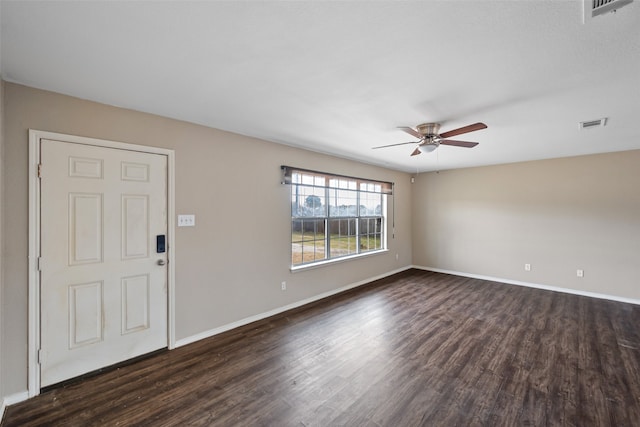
xmin=412 ymin=152 xmax=640 ymax=299
xmin=0 ymin=83 xmax=412 ymax=395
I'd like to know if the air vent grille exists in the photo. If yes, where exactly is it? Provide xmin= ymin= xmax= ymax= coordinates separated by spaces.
xmin=580 ymin=118 xmax=607 ymax=129
xmin=585 ymin=0 xmax=633 ymax=20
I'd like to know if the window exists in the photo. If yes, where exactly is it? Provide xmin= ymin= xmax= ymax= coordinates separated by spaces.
xmin=283 ymin=166 xmax=392 ymax=268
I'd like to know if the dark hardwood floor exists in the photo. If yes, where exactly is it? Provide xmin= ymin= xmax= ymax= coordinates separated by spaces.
xmin=4 ymin=269 xmax=640 ymax=426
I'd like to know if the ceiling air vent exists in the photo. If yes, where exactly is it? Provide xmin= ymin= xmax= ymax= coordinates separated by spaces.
xmin=580 ymin=118 xmax=607 ymax=130
xmin=584 ymin=0 xmax=633 ymax=22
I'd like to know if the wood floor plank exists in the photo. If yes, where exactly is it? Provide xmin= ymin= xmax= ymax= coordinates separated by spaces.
xmin=3 ymin=269 xmax=640 ymax=426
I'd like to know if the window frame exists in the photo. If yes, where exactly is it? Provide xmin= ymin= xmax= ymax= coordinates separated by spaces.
xmin=285 ymin=167 xmax=391 ymax=270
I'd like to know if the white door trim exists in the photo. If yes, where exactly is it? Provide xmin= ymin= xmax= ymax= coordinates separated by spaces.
xmin=28 ymin=129 xmax=176 ymax=397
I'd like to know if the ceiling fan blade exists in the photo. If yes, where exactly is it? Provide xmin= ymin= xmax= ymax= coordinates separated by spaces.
xmin=440 ymin=139 xmax=479 ymax=148
xmin=397 ymin=126 xmax=423 ymax=139
xmin=372 ymin=141 xmax=419 ymax=149
xmin=410 ymin=148 xmax=421 ymax=156
xmin=439 ymin=122 xmax=487 ymax=138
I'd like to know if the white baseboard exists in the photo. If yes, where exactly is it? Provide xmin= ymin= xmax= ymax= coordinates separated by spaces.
xmin=1 ymin=391 xmax=30 ymax=420
xmin=176 ymin=266 xmax=412 ymax=348
xmin=413 ymin=265 xmax=640 ymax=305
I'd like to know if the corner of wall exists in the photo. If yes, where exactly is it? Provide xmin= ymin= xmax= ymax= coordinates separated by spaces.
xmin=1 ymin=77 xmax=6 ymax=416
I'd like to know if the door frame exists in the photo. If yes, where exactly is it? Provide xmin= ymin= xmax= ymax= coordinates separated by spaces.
xmin=28 ymin=129 xmax=176 ymax=397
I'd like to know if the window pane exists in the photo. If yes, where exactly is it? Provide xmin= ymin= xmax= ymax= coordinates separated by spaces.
xmin=291 ymin=185 xmax=326 ymax=218
xmin=360 ymin=182 xmax=382 ymax=193
xmin=330 ymin=178 xmax=357 ymax=190
xmin=359 ymin=218 xmax=382 ymax=252
xmin=327 ymin=188 xmax=358 ymax=217
xmin=359 ymin=192 xmax=382 ymax=216
xmin=292 ymin=172 xmax=326 ymax=186
xmin=292 ymin=219 xmax=326 ymax=265
xmin=328 ymin=218 xmax=357 ymax=258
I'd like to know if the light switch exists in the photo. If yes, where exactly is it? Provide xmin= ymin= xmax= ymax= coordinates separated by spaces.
xmin=178 ymin=214 xmax=195 ymax=227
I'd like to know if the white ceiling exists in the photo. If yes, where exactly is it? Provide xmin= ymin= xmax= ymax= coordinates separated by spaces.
xmin=1 ymin=1 xmax=639 ymax=172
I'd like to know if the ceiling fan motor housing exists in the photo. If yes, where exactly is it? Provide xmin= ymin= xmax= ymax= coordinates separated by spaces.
xmin=416 ymin=123 xmax=441 ymax=137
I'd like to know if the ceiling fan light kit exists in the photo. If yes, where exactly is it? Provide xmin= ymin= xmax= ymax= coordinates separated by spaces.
xmin=372 ymin=122 xmax=487 ymax=156
xmin=418 ymin=143 xmax=439 ymax=153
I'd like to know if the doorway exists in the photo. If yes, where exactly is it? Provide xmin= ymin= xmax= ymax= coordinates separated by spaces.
xmin=28 ymin=130 xmax=176 ymax=395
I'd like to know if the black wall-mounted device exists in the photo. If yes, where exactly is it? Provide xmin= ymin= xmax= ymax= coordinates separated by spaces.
xmin=156 ymin=235 xmax=166 ymax=253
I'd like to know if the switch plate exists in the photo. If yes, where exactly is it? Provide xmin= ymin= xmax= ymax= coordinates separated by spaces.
xmin=281 ymin=281 xmax=286 ymax=291
xmin=178 ymin=214 xmax=195 ymax=227
xmin=577 ymin=269 xmax=584 ymax=278
xmin=525 ymin=263 xmax=531 ymax=271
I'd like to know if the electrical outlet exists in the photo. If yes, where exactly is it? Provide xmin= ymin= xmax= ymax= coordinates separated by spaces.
xmin=178 ymin=214 xmax=195 ymax=227
xmin=525 ymin=263 xmax=531 ymax=271
xmin=577 ymin=269 xmax=584 ymax=278
xmin=281 ymin=281 xmax=286 ymax=291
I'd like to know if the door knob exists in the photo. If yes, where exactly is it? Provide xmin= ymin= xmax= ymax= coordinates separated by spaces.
xmin=157 ymin=259 xmax=166 ymax=266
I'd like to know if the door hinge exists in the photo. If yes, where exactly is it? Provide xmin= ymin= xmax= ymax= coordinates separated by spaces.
xmin=37 ymin=257 xmax=42 ymax=271
xmin=38 ymin=348 xmax=45 ymax=364
xmin=37 ymin=163 xmax=42 ymax=178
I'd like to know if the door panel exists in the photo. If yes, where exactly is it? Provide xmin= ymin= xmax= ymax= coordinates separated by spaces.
xmin=40 ymin=139 xmax=168 ymax=387
xmin=69 ymin=193 xmax=103 ymax=265
xmin=122 ymin=194 xmax=149 ymax=259
xmin=68 ymin=281 xmax=103 ymax=348
xmin=121 ymin=274 xmax=151 ymax=334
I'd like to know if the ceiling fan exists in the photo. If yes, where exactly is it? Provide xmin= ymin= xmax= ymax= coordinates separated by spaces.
xmin=373 ymin=122 xmax=487 ymax=156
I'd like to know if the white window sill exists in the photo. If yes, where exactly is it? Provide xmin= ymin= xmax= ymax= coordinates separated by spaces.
xmin=290 ymin=249 xmax=389 ymax=273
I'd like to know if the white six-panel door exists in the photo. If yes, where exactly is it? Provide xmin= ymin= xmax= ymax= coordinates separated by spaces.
xmin=39 ymin=139 xmax=168 ymax=387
